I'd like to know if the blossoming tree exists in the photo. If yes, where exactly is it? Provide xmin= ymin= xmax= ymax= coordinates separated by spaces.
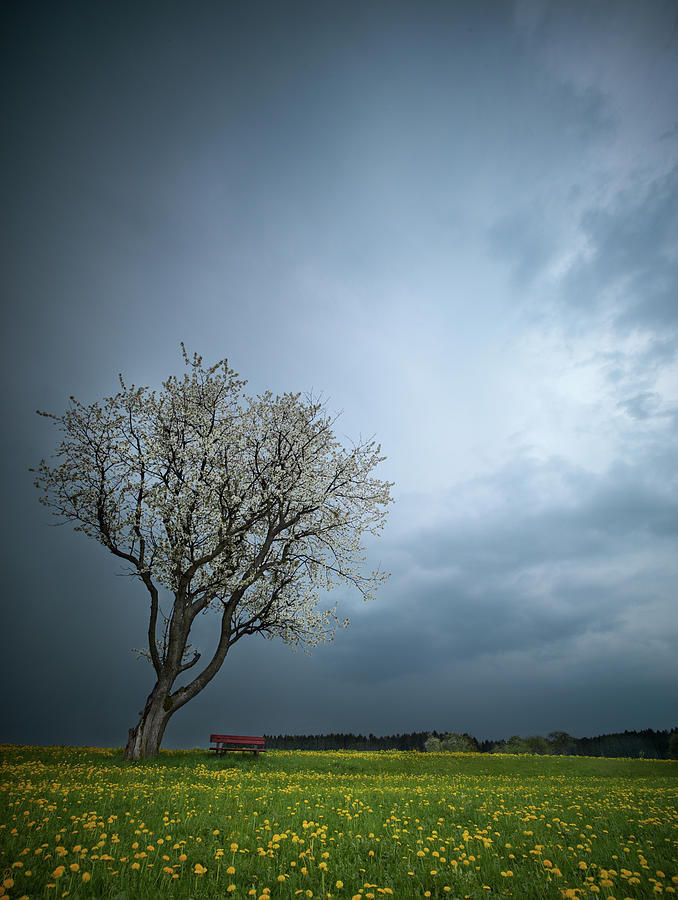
xmin=32 ymin=347 xmax=393 ymax=759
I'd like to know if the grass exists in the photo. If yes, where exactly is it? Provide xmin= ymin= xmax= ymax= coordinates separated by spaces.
xmin=1 ymin=745 xmax=676 ymax=899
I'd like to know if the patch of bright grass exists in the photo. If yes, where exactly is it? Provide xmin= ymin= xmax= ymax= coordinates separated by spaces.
xmin=1 ymin=745 xmax=676 ymax=898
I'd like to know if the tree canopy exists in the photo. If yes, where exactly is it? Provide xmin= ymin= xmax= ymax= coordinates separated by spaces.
xmin=32 ymin=347 xmax=393 ymax=757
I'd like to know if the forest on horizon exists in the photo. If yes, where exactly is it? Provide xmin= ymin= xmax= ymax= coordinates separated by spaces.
xmin=264 ymin=727 xmax=678 ymax=758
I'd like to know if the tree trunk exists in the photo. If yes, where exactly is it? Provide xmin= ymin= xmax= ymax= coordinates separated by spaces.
xmin=124 ymin=683 xmax=172 ymax=761
xmin=123 ymin=603 xmax=236 ymax=760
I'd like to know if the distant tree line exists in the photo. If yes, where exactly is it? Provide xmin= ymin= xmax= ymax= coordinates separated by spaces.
xmin=265 ymin=732 xmax=427 ymax=752
xmin=264 ymin=728 xmax=678 ymax=758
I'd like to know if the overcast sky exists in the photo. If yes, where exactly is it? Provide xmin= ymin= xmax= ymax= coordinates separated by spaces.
xmin=2 ymin=0 xmax=677 ymax=749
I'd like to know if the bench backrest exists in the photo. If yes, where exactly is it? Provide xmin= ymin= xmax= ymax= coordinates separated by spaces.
xmin=210 ymin=734 xmax=265 ymax=745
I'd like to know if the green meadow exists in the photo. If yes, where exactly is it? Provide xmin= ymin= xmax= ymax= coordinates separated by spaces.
xmin=1 ymin=746 xmax=676 ymax=899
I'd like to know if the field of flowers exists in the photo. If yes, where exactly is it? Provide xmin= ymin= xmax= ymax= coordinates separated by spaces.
xmin=1 ymin=745 xmax=676 ymax=899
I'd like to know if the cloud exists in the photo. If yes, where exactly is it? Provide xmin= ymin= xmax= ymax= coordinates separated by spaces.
xmin=487 ymin=205 xmax=557 ymax=287
xmin=571 ymin=167 xmax=678 ymax=335
xmin=3 ymin=0 xmax=677 ymax=747
xmin=494 ymin=166 xmax=678 ymax=476
xmin=328 ymin=450 xmax=678 ymax=684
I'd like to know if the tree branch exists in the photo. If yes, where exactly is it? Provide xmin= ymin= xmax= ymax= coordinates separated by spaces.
xmin=141 ymin=573 xmax=163 ymax=674
xmin=177 ymin=649 xmax=201 ymax=673
xmin=169 ymin=591 xmax=242 ymax=712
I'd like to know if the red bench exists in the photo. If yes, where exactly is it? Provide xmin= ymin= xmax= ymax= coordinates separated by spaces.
xmin=209 ymin=734 xmax=267 ymax=755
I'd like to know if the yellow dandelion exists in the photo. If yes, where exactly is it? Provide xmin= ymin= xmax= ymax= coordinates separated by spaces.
xmin=194 ymin=863 xmax=207 ymax=875
xmin=51 ymin=866 xmax=66 ymax=879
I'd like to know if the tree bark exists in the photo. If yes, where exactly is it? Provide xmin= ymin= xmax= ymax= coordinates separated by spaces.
xmin=124 ymin=602 xmax=236 ymax=760
xmin=124 ymin=682 xmax=172 ymax=761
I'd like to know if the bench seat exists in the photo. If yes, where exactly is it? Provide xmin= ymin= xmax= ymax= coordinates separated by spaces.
xmin=209 ymin=733 xmax=267 ymax=754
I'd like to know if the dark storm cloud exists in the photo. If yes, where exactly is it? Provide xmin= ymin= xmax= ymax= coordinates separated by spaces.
xmin=2 ymin=0 xmax=676 ymax=748
xmin=320 ymin=449 xmax=678 ymax=688
xmin=565 ymin=167 xmax=678 ymax=338
xmin=483 ymin=79 xmax=615 ymax=287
